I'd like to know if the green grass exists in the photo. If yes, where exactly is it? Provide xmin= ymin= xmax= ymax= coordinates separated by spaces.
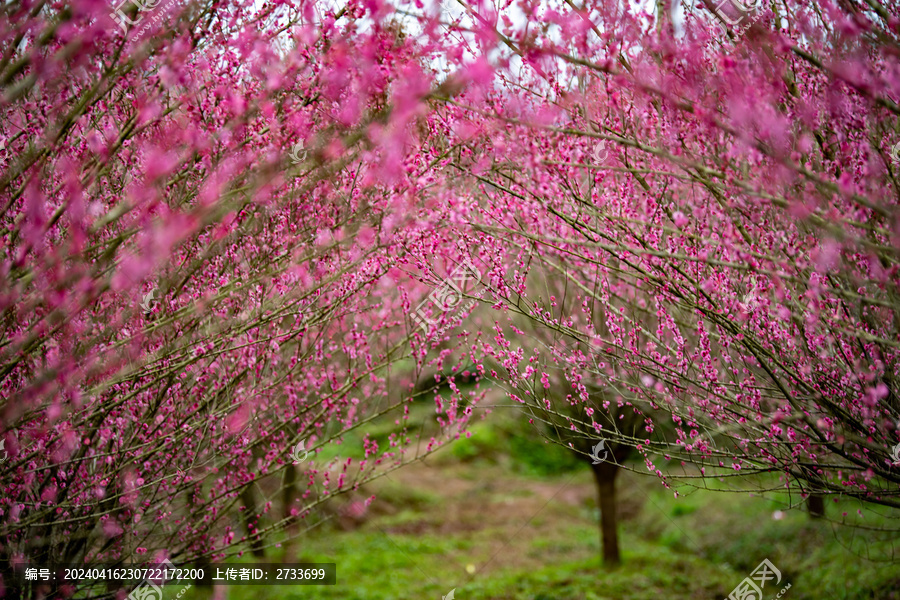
xmin=631 ymin=475 xmax=900 ymax=600
xmin=179 ymin=526 xmax=732 ymax=600
xmin=173 ymin=466 xmax=899 ymax=600
xmin=170 ymin=394 xmax=900 ymax=600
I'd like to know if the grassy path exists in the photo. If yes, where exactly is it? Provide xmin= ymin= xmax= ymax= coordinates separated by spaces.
xmin=176 ymin=411 xmax=900 ymax=600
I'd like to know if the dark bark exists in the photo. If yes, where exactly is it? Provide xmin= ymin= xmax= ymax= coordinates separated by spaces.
xmin=282 ymin=462 xmax=298 ymax=532
xmin=807 ymin=493 xmax=825 ymax=518
xmin=279 ymin=463 xmax=300 ymax=561
xmin=240 ymin=486 xmax=266 ymax=558
xmin=591 ymin=461 xmax=621 ymax=566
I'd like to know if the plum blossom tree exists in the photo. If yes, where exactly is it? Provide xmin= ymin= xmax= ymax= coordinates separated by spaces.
xmin=0 ymin=0 xmax=501 ymax=597
xmin=433 ymin=0 xmax=900 ymax=524
xmin=4 ymin=0 xmax=900 ymax=595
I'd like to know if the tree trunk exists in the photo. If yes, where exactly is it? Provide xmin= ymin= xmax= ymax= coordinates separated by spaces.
xmin=241 ymin=486 xmax=266 ymax=558
xmin=807 ymin=493 xmax=825 ymax=518
xmin=282 ymin=462 xmax=298 ymax=530
xmin=281 ymin=463 xmax=299 ymax=559
xmin=591 ymin=462 xmax=621 ymax=566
